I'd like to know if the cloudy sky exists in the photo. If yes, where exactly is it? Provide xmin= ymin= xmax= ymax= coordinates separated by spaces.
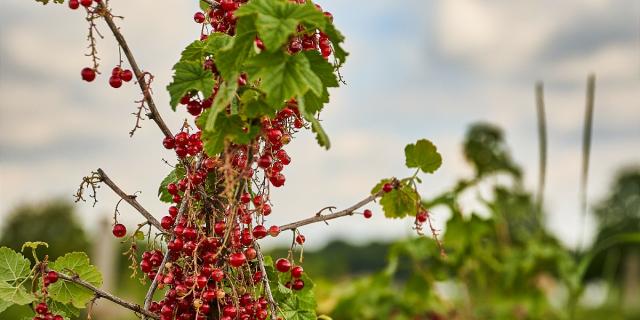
xmin=1 ymin=0 xmax=638 ymax=249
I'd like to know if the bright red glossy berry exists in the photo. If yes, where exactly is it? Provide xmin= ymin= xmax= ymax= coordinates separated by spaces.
xmin=295 ymin=234 xmax=305 ymax=245
xmin=194 ymin=12 xmax=206 ymax=23
xmin=228 ymin=252 xmax=246 ymax=267
xmin=292 ymin=279 xmax=305 ymax=291
xmin=161 ymin=216 xmax=174 ymax=230
xmin=382 ymin=183 xmax=394 ymax=193
xmin=35 ymin=303 xmax=48 ymax=314
xmin=46 ymin=271 xmax=59 ymax=284
xmin=109 ymin=76 xmax=123 ymax=88
xmin=268 ymin=225 xmax=280 ymax=237
xmin=291 ymin=266 xmax=304 ymax=278
xmin=363 ymin=209 xmax=373 ymax=219
xmin=69 ymin=0 xmax=80 ymax=9
xmin=275 ymin=258 xmax=291 ymax=272
xmin=121 ymin=69 xmax=133 ymax=82
xmin=162 ymin=136 xmax=175 ymax=149
xmin=252 ymin=225 xmax=267 ymax=239
xmin=80 ymin=0 xmax=92 ymax=8
xmin=81 ymin=67 xmax=96 ymax=82
xmin=112 ymin=223 xmax=127 ymax=238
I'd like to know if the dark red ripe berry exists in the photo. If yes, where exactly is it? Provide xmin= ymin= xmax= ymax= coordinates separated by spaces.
xmin=291 ymin=266 xmax=303 ymax=278
xmin=121 ymin=69 xmax=133 ymax=82
xmin=261 ymin=204 xmax=272 ymax=215
xmin=80 ymin=0 xmax=93 ymax=8
xmin=111 ymin=66 xmax=122 ymax=76
xmin=416 ymin=211 xmax=428 ymax=223
xmin=220 ymin=0 xmax=239 ymax=11
xmin=109 ymin=76 xmax=123 ymax=88
xmin=266 ymin=129 xmax=283 ymax=144
xmin=245 ymin=247 xmax=257 ymax=260
xmin=46 ymin=271 xmax=59 ymax=284
xmin=229 ymin=252 xmax=246 ymax=267
xmin=382 ymin=183 xmax=394 ymax=193
xmin=269 ymin=173 xmax=286 ymax=187
xmin=292 ymin=279 xmax=305 ymax=291
xmin=69 ymin=0 xmax=80 ymax=9
xmin=112 ymin=223 xmax=127 ymax=238
xmin=363 ymin=209 xmax=373 ymax=219
xmin=53 ymin=315 xmax=64 ymax=320
xmin=268 ymin=225 xmax=280 ymax=237
xmin=194 ymin=12 xmax=206 ymax=23
xmin=187 ymin=101 xmax=202 ymax=116
xmin=255 ymin=37 xmax=265 ymax=50
xmin=196 ymin=275 xmax=208 ymax=288
xmin=35 ymin=303 xmax=48 ymax=314
xmin=275 ymin=258 xmax=291 ymax=273
xmin=295 ymin=234 xmax=305 ymax=245
xmin=81 ymin=67 xmax=96 ymax=82
xmin=211 ymin=268 xmax=225 ymax=282
xmin=162 ymin=136 xmax=176 ymax=149
xmin=161 ymin=216 xmax=174 ymax=230
xmin=252 ymin=225 xmax=267 ymax=239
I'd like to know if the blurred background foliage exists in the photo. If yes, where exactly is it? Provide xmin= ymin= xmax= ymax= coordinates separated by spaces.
xmin=1 ymin=123 xmax=638 ymax=320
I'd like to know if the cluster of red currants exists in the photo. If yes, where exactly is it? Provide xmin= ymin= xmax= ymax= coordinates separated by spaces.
xmin=31 ymin=271 xmax=63 ymax=320
xmin=80 ymin=66 xmax=134 ymax=88
xmin=67 ymin=0 xmax=96 ymax=10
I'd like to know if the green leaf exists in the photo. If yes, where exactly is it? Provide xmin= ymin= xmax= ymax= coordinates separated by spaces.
xmin=236 ymin=0 xmax=326 ymax=51
xmin=205 ymin=80 xmax=239 ymax=133
xmin=49 ymin=300 xmax=80 ymax=318
xmin=247 ymin=51 xmax=322 ymax=107
xmin=215 ymin=17 xmax=258 ymax=81
xmin=201 ymin=114 xmax=260 ymax=156
xmin=404 ymin=139 xmax=442 ymax=174
xmin=372 ymin=180 xmax=420 ymax=218
xmin=0 ymin=281 xmax=34 ymax=305
xmin=166 ymin=61 xmax=215 ymax=110
xmin=199 ymin=0 xmax=211 ymax=11
xmin=297 ymin=95 xmax=330 ymax=149
xmin=274 ymin=273 xmax=317 ymax=320
xmin=49 ymin=252 xmax=103 ymax=309
xmin=0 ymin=247 xmax=31 ymax=283
xmin=158 ymin=165 xmax=186 ymax=203
xmin=323 ymin=20 xmax=349 ymax=67
xmin=179 ymin=34 xmax=233 ymax=64
xmin=239 ymin=90 xmax=277 ymax=119
xmin=0 ymin=299 xmax=11 ymax=313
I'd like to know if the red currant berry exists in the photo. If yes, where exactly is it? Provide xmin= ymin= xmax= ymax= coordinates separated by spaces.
xmin=69 ymin=0 xmax=80 ymax=9
xmin=416 ymin=211 xmax=428 ymax=223
xmin=109 ymin=76 xmax=123 ymax=88
xmin=80 ymin=0 xmax=93 ymax=8
xmin=228 ymin=252 xmax=246 ymax=267
xmin=291 ymin=266 xmax=303 ymax=278
xmin=162 ymin=136 xmax=176 ymax=149
xmin=275 ymin=258 xmax=291 ymax=272
xmin=363 ymin=209 xmax=373 ymax=219
xmin=295 ymin=234 xmax=305 ymax=245
xmin=112 ymin=223 xmax=127 ymax=238
xmin=81 ymin=67 xmax=96 ymax=82
xmin=121 ymin=69 xmax=133 ymax=82
xmin=35 ymin=303 xmax=48 ymax=314
xmin=194 ymin=12 xmax=206 ymax=23
xmin=382 ymin=183 xmax=394 ymax=193
xmin=292 ymin=279 xmax=305 ymax=290
xmin=46 ymin=271 xmax=59 ymax=284
xmin=268 ymin=225 xmax=280 ymax=237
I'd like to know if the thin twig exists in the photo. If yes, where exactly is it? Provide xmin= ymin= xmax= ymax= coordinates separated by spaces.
xmin=96 ymin=168 xmax=164 ymax=232
xmin=254 ymin=241 xmax=278 ymax=318
xmin=52 ymin=270 xmax=159 ymax=319
xmin=96 ymin=3 xmax=173 ymax=138
xmin=279 ymin=188 xmax=387 ymax=232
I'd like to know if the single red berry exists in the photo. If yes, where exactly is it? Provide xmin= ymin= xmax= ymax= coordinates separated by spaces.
xmin=162 ymin=136 xmax=176 ymax=149
xmin=275 ymin=258 xmax=291 ymax=272
xmin=161 ymin=216 xmax=174 ymax=230
xmin=292 ymin=279 xmax=305 ymax=291
xmin=255 ymin=37 xmax=265 ymax=50
xmin=111 ymin=66 xmax=122 ymax=76
xmin=245 ymin=247 xmax=257 ymax=260
xmin=268 ymin=225 xmax=280 ymax=237
xmin=112 ymin=223 xmax=127 ymax=238
xmin=291 ymin=266 xmax=304 ymax=278
xmin=121 ymin=69 xmax=133 ymax=82
xmin=295 ymin=234 xmax=305 ymax=245
xmin=266 ymin=129 xmax=283 ymax=145
xmin=46 ymin=271 xmax=59 ymax=284
xmin=382 ymin=183 xmax=394 ymax=193
xmin=35 ymin=302 xmax=48 ymax=314
xmin=109 ymin=76 xmax=123 ymax=88
xmin=229 ymin=252 xmax=246 ymax=267
xmin=416 ymin=211 xmax=428 ymax=223
xmin=81 ymin=67 xmax=96 ymax=82
xmin=252 ymin=225 xmax=267 ymax=239
xmin=196 ymin=275 xmax=208 ymax=288
xmin=194 ymin=12 xmax=206 ymax=23
xmin=261 ymin=203 xmax=272 ymax=216
xmin=363 ymin=209 xmax=373 ymax=219
xmin=257 ymin=154 xmax=272 ymax=169
xmin=69 ymin=0 xmax=80 ymax=9
xmin=80 ymin=0 xmax=93 ymax=8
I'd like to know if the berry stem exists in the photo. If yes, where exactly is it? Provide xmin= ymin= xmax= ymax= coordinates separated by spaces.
xmin=97 ymin=2 xmax=173 ymax=138
xmin=97 ymin=168 xmax=164 ymax=232
xmin=47 ymin=268 xmax=160 ymax=319
xmin=278 ymin=180 xmax=397 ymax=232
